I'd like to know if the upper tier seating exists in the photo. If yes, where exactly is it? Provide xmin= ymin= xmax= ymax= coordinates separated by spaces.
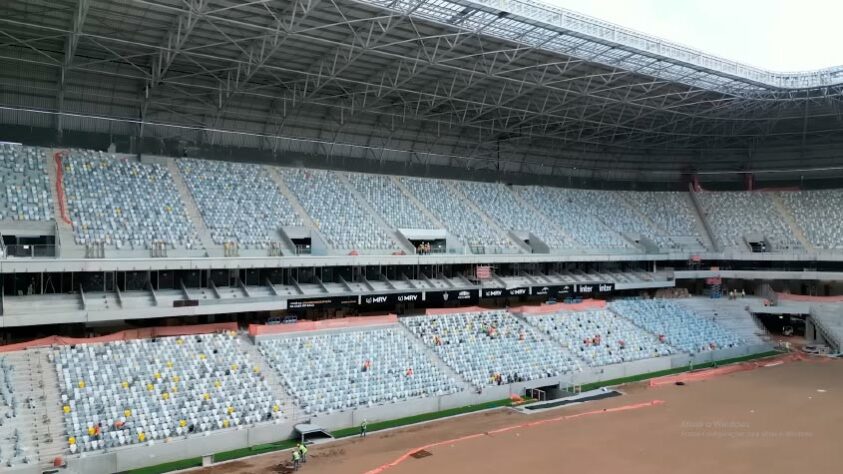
xmin=573 ymin=190 xmax=672 ymax=248
xmin=346 ymin=173 xmax=434 ymax=229
xmin=0 ymin=144 xmax=53 ymax=221
xmin=280 ymin=169 xmax=397 ymax=250
xmin=529 ymin=310 xmax=676 ymax=366
xmin=779 ymin=190 xmax=843 ymax=249
xmin=400 ymin=177 xmax=516 ymax=251
xmin=620 ymin=191 xmax=705 ymax=249
xmin=402 ymin=311 xmax=580 ymax=388
xmin=258 ymin=328 xmax=460 ymax=414
xmin=177 ymin=159 xmax=301 ymax=248
xmin=697 ymin=192 xmax=800 ymax=250
xmin=456 ymin=181 xmax=578 ymax=250
xmin=0 ymin=357 xmax=33 ymax=466
xmin=63 ymin=151 xmax=199 ymax=249
xmin=55 ymin=333 xmax=280 ymax=453
xmin=609 ymin=299 xmax=744 ymax=354
xmin=516 ymin=187 xmax=631 ymax=250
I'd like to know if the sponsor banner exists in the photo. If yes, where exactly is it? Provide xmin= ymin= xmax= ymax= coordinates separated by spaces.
xmin=425 ymin=289 xmax=479 ymax=305
xmin=574 ymin=283 xmax=615 ymax=295
xmin=531 ymin=284 xmax=575 ymax=298
xmin=480 ymin=287 xmax=529 ymax=298
xmin=288 ymin=296 xmax=359 ymax=310
xmin=361 ymin=292 xmax=423 ymax=307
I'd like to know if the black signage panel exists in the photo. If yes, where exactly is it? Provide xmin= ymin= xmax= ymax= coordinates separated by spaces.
xmin=480 ymin=288 xmax=505 ymax=298
xmin=574 ymin=283 xmax=615 ymax=295
xmin=361 ymin=292 xmax=423 ymax=307
xmin=531 ymin=284 xmax=574 ymax=298
xmin=480 ymin=287 xmax=529 ymax=298
xmin=173 ymin=299 xmax=199 ymax=308
xmin=287 ymin=296 xmax=359 ymax=310
xmin=426 ymin=289 xmax=479 ymax=305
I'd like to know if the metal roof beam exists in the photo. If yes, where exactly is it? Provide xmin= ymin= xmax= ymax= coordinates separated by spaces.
xmin=56 ymin=0 xmax=90 ymax=134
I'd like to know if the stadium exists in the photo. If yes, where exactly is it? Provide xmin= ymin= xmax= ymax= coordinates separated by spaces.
xmin=0 ymin=0 xmax=842 ymax=472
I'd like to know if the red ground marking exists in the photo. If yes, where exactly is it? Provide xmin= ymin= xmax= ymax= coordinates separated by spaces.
xmin=363 ymin=399 xmax=666 ymax=474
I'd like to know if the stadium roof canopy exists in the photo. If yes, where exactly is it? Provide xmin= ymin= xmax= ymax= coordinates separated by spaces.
xmin=2 ymin=0 xmax=843 ymax=181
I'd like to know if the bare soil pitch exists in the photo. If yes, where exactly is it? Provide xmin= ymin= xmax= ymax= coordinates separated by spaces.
xmin=196 ymin=357 xmax=842 ymax=474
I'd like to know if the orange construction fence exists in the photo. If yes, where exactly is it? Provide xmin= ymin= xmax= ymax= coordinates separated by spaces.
xmin=424 ymin=306 xmax=488 ymax=315
xmin=249 ymin=315 xmax=398 ymax=337
xmin=648 ymin=352 xmax=803 ymax=387
xmin=0 ymin=322 xmax=238 ymax=353
xmin=510 ymin=299 xmax=607 ymax=315
xmin=776 ymin=292 xmax=843 ymax=303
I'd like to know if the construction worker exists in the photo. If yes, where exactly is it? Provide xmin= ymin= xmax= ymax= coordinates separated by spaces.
xmin=291 ymin=449 xmax=301 ymax=470
xmin=360 ymin=419 xmax=368 ymax=438
xmin=298 ymin=442 xmax=308 ymax=463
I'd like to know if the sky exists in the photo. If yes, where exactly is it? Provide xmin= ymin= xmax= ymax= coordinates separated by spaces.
xmin=541 ymin=0 xmax=843 ymax=71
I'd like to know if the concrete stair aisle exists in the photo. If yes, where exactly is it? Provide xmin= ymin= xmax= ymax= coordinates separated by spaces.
xmin=165 ymin=159 xmax=218 ymax=256
xmin=680 ymin=193 xmax=716 ymax=251
xmin=443 ymin=180 xmax=530 ymax=253
xmin=506 ymin=185 xmax=580 ymax=248
xmin=265 ymin=166 xmax=332 ymax=252
xmin=238 ymin=336 xmax=303 ymax=423
xmin=769 ymin=193 xmax=815 ymax=251
xmin=508 ymin=312 xmax=584 ymax=373
xmin=390 ymin=176 xmax=450 ymax=229
xmin=616 ymin=193 xmax=679 ymax=249
xmin=4 ymin=349 xmax=67 ymax=469
xmin=394 ymin=323 xmax=473 ymax=392
xmin=335 ymin=172 xmax=414 ymax=253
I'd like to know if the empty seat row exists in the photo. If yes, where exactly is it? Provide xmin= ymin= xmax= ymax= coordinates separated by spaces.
xmin=55 ymin=332 xmax=283 ymax=453
xmin=258 ymin=327 xmax=460 ymax=415
xmin=698 ymin=191 xmax=801 ymax=251
xmin=528 ymin=309 xmax=676 ymax=366
xmin=400 ymin=177 xmax=516 ymax=251
xmin=63 ymin=150 xmax=199 ymax=250
xmin=0 ymin=144 xmax=53 ymax=222
xmin=402 ymin=311 xmax=580 ymax=389
xmin=280 ymin=169 xmax=397 ymax=250
xmin=456 ymin=181 xmax=578 ymax=250
xmin=609 ymin=299 xmax=744 ymax=354
xmin=178 ymin=158 xmax=301 ymax=248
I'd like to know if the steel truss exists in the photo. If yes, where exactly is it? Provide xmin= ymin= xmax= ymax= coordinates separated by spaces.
xmin=0 ymin=0 xmax=842 ymax=176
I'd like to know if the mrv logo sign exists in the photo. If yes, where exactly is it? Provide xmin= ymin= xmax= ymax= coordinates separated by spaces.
xmin=481 ymin=287 xmax=528 ymax=298
xmin=361 ymin=292 xmax=422 ymax=306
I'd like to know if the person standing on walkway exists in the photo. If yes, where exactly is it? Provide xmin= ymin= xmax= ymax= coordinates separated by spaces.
xmin=292 ymin=449 xmax=301 ymax=470
xmin=360 ymin=419 xmax=368 ymax=438
xmin=298 ymin=443 xmax=308 ymax=463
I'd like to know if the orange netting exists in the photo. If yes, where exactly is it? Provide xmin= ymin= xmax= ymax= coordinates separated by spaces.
xmin=0 ymin=322 xmax=238 ymax=353
xmin=248 ymin=315 xmax=397 ymax=336
xmin=53 ymin=151 xmax=71 ymax=225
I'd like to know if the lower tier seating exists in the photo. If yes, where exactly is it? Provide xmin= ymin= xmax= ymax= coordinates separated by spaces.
xmin=402 ymin=311 xmax=580 ymax=389
xmin=55 ymin=333 xmax=280 ymax=453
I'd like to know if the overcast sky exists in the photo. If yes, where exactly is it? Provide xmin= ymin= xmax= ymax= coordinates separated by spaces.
xmin=541 ymin=0 xmax=843 ymax=71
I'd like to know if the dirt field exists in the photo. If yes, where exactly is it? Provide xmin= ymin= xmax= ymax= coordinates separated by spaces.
xmin=197 ymin=357 xmax=843 ymax=474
